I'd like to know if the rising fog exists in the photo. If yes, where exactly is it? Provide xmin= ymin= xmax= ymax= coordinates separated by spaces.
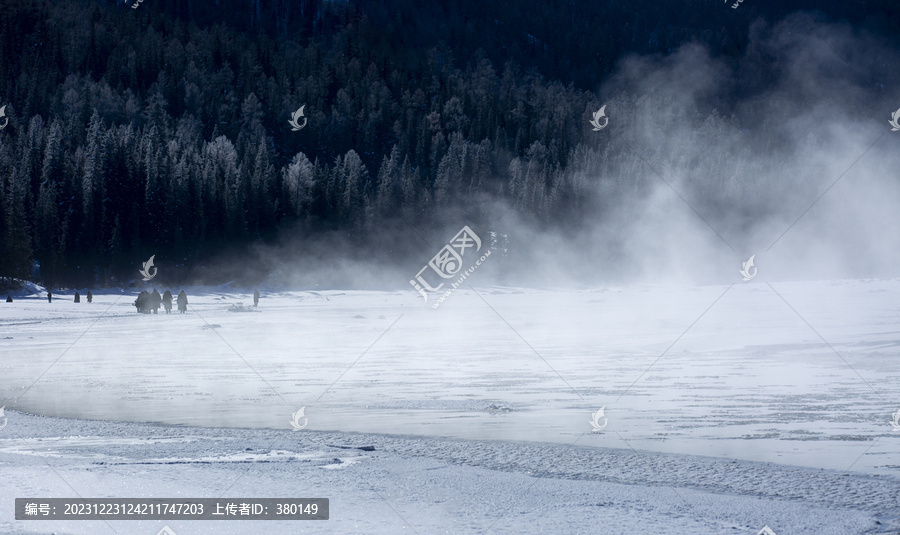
xmin=204 ymin=13 xmax=900 ymax=291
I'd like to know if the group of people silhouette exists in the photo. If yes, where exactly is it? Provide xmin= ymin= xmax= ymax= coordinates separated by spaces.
xmin=134 ymin=289 xmax=188 ymax=314
xmin=5 ymin=288 xmax=261 ymax=314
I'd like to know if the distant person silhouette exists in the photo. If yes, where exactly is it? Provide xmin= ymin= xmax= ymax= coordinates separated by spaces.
xmin=134 ymin=290 xmax=150 ymax=313
xmin=162 ymin=290 xmax=173 ymax=314
xmin=47 ymin=291 xmax=52 ymax=303
xmin=87 ymin=291 xmax=93 ymax=303
xmin=150 ymin=289 xmax=162 ymax=314
xmin=253 ymin=289 xmax=260 ymax=307
xmin=177 ymin=290 xmax=188 ymax=314
xmin=74 ymin=291 xmax=80 ymax=303
xmin=6 ymin=295 xmax=11 ymax=302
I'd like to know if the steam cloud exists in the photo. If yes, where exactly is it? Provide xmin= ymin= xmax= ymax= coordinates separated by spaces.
xmin=231 ymin=13 xmax=900 ymax=290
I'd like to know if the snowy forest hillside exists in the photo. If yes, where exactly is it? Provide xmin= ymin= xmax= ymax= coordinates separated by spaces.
xmin=0 ymin=0 xmax=899 ymax=288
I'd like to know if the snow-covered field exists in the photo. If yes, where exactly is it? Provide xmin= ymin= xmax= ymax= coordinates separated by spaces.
xmin=1 ymin=279 xmax=899 ymax=534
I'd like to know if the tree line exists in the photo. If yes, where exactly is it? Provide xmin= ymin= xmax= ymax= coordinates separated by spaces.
xmin=0 ymin=0 xmax=895 ymax=286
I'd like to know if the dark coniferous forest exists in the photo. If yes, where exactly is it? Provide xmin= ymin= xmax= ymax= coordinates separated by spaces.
xmin=0 ymin=0 xmax=898 ymax=287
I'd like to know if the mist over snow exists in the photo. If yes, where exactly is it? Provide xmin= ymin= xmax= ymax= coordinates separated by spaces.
xmin=235 ymin=13 xmax=900 ymax=291
xmin=495 ymin=14 xmax=900 ymax=288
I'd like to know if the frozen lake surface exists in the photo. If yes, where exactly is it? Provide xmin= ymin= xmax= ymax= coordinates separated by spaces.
xmin=2 ymin=279 xmax=898 ymax=474
xmin=0 ymin=411 xmax=897 ymax=534
xmin=1 ymin=279 xmax=899 ymax=533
